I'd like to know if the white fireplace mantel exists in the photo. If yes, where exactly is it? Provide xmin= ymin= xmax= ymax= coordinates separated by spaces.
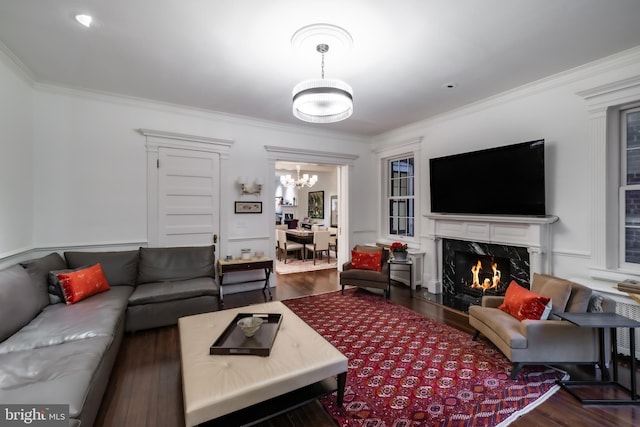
xmin=424 ymin=213 xmax=559 ymax=293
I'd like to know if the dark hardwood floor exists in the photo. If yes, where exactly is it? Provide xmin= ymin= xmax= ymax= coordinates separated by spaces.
xmin=94 ymin=270 xmax=640 ymax=427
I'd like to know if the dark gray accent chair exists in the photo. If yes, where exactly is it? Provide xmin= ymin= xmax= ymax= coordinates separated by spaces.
xmin=340 ymin=245 xmax=390 ymax=298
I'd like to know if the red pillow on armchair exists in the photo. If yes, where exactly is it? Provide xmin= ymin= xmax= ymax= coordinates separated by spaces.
xmin=499 ymin=280 xmax=552 ymax=321
xmin=351 ymin=250 xmax=382 ymax=272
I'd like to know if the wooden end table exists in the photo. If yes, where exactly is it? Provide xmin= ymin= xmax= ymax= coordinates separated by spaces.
xmin=216 ymin=257 xmax=273 ymax=308
xmin=556 ymin=311 xmax=640 ymax=405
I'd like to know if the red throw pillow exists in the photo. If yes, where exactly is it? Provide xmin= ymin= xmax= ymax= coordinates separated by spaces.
xmin=499 ymin=280 xmax=552 ymax=321
xmin=56 ymin=263 xmax=110 ymax=305
xmin=351 ymin=250 xmax=382 ymax=272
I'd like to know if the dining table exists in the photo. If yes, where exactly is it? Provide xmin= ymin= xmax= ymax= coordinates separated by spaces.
xmin=285 ymin=229 xmax=316 ymax=244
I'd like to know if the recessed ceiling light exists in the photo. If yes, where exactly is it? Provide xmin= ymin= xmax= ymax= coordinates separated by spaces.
xmin=75 ymin=14 xmax=92 ymax=28
xmin=442 ymin=82 xmax=458 ymax=89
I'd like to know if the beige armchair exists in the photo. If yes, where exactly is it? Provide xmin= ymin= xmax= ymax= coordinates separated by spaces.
xmin=276 ymin=229 xmax=303 ymax=264
xmin=304 ymin=230 xmax=331 ymax=264
xmin=469 ymin=273 xmax=616 ymax=379
xmin=340 ymin=245 xmax=390 ymax=298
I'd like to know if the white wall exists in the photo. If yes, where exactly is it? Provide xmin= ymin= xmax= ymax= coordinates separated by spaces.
xmin=295 ymin=170 xmax=337 ymax=225
xmin=372 ymin=47 xmax=640 ymax=285
xmin=0 ymin=51 xmax=33 ymax=258
xmin=27 ymin=85 xmax=371 ymax=259
xmin=6 ymin=38 xmax=640 ymax=289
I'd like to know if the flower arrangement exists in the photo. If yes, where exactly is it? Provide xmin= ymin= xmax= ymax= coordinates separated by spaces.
xmin=390 ymin=242 xmax=408 ymax=253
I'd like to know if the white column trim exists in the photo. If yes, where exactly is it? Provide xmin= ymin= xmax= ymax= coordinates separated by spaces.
xmin=577 ymin=76 xmax=640 ymax=278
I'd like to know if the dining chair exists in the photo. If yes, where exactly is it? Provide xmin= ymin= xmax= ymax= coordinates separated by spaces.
xmin=275 ymin=224 xmax=288 ymax=257
xmin=311 ymin=224 xmax=328 ymax=231
xmin=328 ymin=227 xmax=338 ymax=256
xmin=304 ymin=230 xmax=331 ymax=264
xmin=277 ymin=229 xmax=304 ymax=264
xmin=275 ymin=228 xmax=282 ymax=261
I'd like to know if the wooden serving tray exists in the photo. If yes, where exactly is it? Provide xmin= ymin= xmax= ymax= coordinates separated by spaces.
xmin=209 ymin=313 xmax=282 ymax=356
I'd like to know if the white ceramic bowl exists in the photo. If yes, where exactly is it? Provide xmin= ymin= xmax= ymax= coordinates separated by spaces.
xmin=237 ymin=317 xmax=264 ymax=337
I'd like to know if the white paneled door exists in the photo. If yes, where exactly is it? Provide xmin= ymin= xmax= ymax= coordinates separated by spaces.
xmin=157 ymin=147 xmax=219 ymax=246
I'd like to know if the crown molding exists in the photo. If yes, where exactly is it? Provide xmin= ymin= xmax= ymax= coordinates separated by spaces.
xmin=373 ymin=45 xmax=640 ymax=142
xmin=32 ymin=81 xmax=368 ymax=144
xmin=0 ymin=40 xmax=35 ymax=85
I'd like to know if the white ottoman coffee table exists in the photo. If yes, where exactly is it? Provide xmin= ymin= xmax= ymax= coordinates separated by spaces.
xmin=178 ymin=301 xmax=348 ymax=427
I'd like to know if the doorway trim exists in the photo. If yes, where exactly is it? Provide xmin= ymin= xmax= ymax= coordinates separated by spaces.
xmin=139 ymin=129 xmax=233 ymax=247
xmin=265 ymin=145 xmax=358 ymax=269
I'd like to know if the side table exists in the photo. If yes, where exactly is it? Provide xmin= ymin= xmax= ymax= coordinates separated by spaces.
xmin=216 ymin=257 xmax=273 ymax=308
xmin=388 ymin=259 xmax=413 ymax=298
xmin=555 ymin=312 xmax=640 ymax=405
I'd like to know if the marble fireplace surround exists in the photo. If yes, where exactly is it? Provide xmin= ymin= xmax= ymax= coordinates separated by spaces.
xmin=444 ymin=239 xmax=530 ymax=297
xmin=425 ymin=213 xmax=559 ymax=297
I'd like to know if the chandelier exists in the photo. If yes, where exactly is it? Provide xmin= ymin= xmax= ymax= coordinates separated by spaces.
xmin=280 ymin=165 xmax=318 ymax=189
xmin=292 ymin=34 xmax=353 ymax=123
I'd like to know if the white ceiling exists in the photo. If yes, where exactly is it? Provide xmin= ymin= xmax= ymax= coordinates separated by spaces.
xmin=1 ymin=0 xmax=640 ymax=137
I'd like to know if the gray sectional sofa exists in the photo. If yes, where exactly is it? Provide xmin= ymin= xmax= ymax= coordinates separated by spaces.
xmin=0 ymin=245 xmax=219 ymax=427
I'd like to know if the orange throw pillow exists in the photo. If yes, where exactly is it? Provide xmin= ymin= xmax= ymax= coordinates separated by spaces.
xmin=499 ymin=280 xmax=552 ymax=321
xmin=56 ymin=263 xmax=110 ymax=305
xmin=351 ymin=250 xmax=382 ymax=272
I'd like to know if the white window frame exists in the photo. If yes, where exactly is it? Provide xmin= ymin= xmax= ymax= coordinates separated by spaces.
xmin=374 ymin=138 xmax=422 ymax=244
xmin=387 ymin=155 xmax=415 ymax=238
xmin=619 ymin=106 xmax=640 ymax=270
xmin=579 ymin=76 xmax=640 ymax=281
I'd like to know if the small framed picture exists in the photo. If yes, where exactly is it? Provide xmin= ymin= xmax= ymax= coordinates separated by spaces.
xmin=235 ymin=201 xmax=262 ymax=214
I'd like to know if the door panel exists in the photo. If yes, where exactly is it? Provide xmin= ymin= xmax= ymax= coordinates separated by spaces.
xmin=158 ymin=147 xmax=219 ymax=247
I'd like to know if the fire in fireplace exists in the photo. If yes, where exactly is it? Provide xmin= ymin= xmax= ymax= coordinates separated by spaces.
xmin=436 ymin=239 xmax=529 ymax=312
xmin=454 ymin=252 xmax=511 ymax=298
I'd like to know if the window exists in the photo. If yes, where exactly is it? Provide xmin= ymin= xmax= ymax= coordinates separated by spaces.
xmin=580 ymin=76 xmax=640 ymax=279
xmin=621 ymin=107 xmax=640 ymax=267
xmin=388 ymin=157 xmax=414 ymax=237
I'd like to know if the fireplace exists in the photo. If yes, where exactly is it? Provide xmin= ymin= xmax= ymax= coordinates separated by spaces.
xmin=454 ymin=252 xmax=511 ymax=298
xmin=440 ymin=238 xmax=530 ymax=311
xmin=424 ymin=213 xmax=558 ymax=311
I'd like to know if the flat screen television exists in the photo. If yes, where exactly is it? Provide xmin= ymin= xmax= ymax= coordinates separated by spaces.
xmin=429 ymin=139 xmax=546 ymax=216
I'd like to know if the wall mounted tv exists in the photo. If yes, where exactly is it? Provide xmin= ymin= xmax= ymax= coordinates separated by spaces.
xmin=429 ymin=139 xmax=546 ymax=216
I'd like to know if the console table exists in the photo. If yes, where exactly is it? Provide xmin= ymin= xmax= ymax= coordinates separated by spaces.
xmin=216 ymin=257 xmax=273 ymax=308
xmin=556 ymin=312 xmax=640 ymax=405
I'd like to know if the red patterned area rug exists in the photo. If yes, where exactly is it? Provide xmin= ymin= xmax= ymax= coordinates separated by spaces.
xmin=283 ymin=289 xmax=567 ymax=427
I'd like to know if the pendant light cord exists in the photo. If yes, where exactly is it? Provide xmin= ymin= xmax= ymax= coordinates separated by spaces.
xmin=317 ymin=43 xmax=329 ymax=79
